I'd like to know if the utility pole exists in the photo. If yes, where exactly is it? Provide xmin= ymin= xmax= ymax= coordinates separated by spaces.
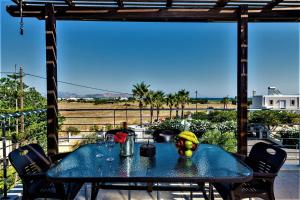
xmin=19 ymin=66 xmax=24 ymax=133
xmin=195 ymin=90 xmax=198 ymax=113
xmin=14 ymin=65 xmax=19 ymax=134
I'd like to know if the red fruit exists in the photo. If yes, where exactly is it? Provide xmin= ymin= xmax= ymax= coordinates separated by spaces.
xmin=191 ymin=144 xmax=197 ymax=151
xmin=176 ymin=141 xmax=181 ymax=148
xmin=178 ymin=149 xmax=185 ymax=156
xmin=178 ymin=139 xmax=185 ymax=148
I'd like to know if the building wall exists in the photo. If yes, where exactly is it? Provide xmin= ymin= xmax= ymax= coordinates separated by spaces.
xmin=251 ymin=96 xmax=263 ymax=109
xmin=265 ymin=96 xmax=299 ymax=109
xmin=251 ymin=95 xmax=300 ymax=109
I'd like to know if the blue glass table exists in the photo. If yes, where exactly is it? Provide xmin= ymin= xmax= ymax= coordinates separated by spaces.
xmin=47 ymin=143 xmax=252 ymax=199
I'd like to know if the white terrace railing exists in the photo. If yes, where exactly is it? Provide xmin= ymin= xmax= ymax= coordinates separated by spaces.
xmin=0 ymin=108 xmax=299 ymax=198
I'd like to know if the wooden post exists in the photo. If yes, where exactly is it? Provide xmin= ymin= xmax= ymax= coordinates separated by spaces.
xmin=113 ymin=109 xmax=116 ymax=128
xmin=19 ymin=66 xmax=24 ymax=133
xmin=45 ymin=4 xmax=58 ymax=155
xmin=237 ymin=6 xmax=248 ymax=155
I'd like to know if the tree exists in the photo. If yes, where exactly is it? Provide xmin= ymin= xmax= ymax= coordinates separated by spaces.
xmin=249 ymin=110 xmax=300 ymax=132
xmin=166 ymin=94 xmax=176 ymax=119
xmin=132 ymin=82 xmax=150 ymax=126
xmin=221 ymin=96 xmax=230 ymax=109
xmin=153 ymin=91 xmax=165 ymax=121
xmin=145 ymin=90 xmax=155 ymax=124
xmin=0 ymin=77 xmax=19 ymax=110
xmin=178 ymin=89 xmax=190 ymax=118
xmin=0 ymin=76 xmax=47 ymax=148
xmin=174 ymin=93 xmax=180 ymax=118
xmin=0 ymin=77 xmax=45 ymax=111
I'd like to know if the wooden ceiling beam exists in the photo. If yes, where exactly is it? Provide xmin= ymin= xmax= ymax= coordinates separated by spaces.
xmin=64 ymin=0 xmax=73 ymax=7
xmin=117 ymin=0 xmax=124 ymax=8
xmin=12 ymin=0 xmax=20 ymax=5
xmin=263 ymin=0 xmax=284 ymax=10
xmin=214 ymin=0 xmax=229 ymax=8
xmin=166 ymin=0 xmax=172 ymax=8
xmin=6 ymin=5 xmax=300 ymax=22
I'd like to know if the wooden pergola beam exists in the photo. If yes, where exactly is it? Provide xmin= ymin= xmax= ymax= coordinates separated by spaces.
xmin=45 ymin=3 xmax=58 ymax=155
xmin=166 ymin=0 xmax=173 ymax=8
xmin=214 ymin=0 xmax=229 ymax=9
xmin=237 ymin=5 xmax=248 ymax=155
xmin=12 ymin=0 xmax=19 ymax=5
xmin=64 ymin=0 xmax=73 ymax=7
xmin=116 ymin=0 xmax=124 ymax=8
xmin=6 ymin=6 xmax=300 ymax=22
xmin=263 ymin=0 xmax=284 ymax=10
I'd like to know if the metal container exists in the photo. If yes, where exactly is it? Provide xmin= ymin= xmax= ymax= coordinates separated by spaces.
xmin=120 ymin=131 xmax=134 ymax=157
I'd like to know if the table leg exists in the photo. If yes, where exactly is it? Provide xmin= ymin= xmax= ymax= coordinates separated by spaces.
xmin=156 ymin=182 xmax=160 ymax=200
xmin=128 ymin=183 xmax=131 ymax=200
xmin=199 ymin=183 xmax=209 ymax=200
xmin=91 ymin=182 xmax=98 ymax=200
xmin=209 ymin=183 xmax=214 ymax=200
xmin=190 ymin=182 xmax=193 ymax=200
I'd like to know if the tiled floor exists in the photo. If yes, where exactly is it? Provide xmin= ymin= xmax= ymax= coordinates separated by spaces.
xmin=5 ymin=169 xmax=299 ymax=200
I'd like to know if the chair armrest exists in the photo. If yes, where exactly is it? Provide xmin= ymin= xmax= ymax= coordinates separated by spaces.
xmin=253 ymin=172 xmax=277 ymax=180
xmin=23 ymin=172 xmax=47 ymax=181
xmin=231 ymin=153 xmax=247 ymax=161
xmin=49 ymin=152 xmax=70 ymax=162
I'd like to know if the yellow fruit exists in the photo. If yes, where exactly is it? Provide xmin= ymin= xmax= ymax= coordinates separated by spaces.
xmin=178 ymin=131 xmax=199 ymax=144
xmin=185 ymin=150 xmax=193 ymax=157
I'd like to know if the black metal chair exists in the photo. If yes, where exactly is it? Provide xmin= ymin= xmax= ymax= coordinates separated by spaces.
xmin=213 ymin=142 xmax=287 ymax=200
xmin=9 ymin=143 xmax=82 ymax=200
xmin=153 ymin=129 xmax=180 ymax=143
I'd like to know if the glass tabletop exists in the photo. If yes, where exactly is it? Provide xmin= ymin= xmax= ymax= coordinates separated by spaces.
xmin=47 ymin=143 xmax=252 ymax=183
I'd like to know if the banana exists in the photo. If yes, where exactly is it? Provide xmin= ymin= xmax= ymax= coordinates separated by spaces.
xmin=178 ymin=131 xmax=199 ymax=144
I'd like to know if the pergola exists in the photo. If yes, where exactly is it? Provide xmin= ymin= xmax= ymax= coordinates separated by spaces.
xmin=6 ymin=0 xmax=300 ymax=156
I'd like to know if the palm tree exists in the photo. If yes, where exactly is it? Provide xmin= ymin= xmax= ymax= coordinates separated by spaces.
xmin=145 ymin=90 xmax=155 ymax=124
xmin=178 ymin=89 xmax=190 ymax=118
xmin=132 ymin=82 xmax=150 ymax=126
xmin=222 ymin=96 xmax=230 ymax=109
xmin=153 ymin=91 xmax=165 ymax=121
xmin=166 ymin=94 xmax=176 ymax=119
xmin=174 ymin=93 xmax=180 ymax=118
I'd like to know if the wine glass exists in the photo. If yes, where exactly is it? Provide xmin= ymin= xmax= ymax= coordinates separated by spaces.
xmin=106 ymin=134 xmax=115 ymax=162
xmin=96 ymin=131 xmax=105 ymax=158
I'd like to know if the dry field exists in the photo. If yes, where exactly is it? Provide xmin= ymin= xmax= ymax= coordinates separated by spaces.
xmin=58 ymin=101 xmax=236 ymax=136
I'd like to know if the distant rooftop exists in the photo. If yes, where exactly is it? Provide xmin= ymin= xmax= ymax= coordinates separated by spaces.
xmin=268 ymin=86 xmax=282 ymax=95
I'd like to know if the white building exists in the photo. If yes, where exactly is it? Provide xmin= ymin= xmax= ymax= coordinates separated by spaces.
xmin=251 ymin=87 xmax=300 ymax=110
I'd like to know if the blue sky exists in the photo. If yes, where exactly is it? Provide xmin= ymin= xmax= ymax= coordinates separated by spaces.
xmin=1 ymin=1 xmax=299 ymax=97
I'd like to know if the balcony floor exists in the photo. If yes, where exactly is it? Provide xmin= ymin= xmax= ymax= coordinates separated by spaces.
xmin=5 ymin=169 xmax=299 ymax=200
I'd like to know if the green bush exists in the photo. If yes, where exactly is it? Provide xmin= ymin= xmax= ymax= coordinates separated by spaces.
xmin=215 ymin=121 xmax=237 ymax=134
xmin=149 ymin=119 xmax=186 ymax=131
xmin=192 ymin=111 xmax=236 ymax=123
xmin=0 ymin=166 xmax=17 ymax=194
xmin=249 ymin=110 xmax=300 ymax=131
xmin=277 ymin=127 xmax=300 ymax=148
xmin=188 ymin=120 xmax=214 ymax=137
xmin=201 ymin=130 xmax=237 ymax=152
xmin=66 ymin=126 xmax=80 ymax=136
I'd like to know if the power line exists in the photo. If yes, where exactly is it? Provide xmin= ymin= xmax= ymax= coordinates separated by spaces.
xmin=1 ymin=71 xmax=132 ymax=95
xmin=24 ymin=73 xmax=132 ymax=95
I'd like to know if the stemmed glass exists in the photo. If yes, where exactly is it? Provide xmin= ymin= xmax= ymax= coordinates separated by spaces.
xmin=106 ymin=134 xmax=115 ymax=162
xmin=96 ymin=131 xmax=105 ymax=158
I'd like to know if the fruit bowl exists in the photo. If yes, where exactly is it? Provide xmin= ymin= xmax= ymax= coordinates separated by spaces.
xmin=175 ymin=131 xmax=199 ymax=159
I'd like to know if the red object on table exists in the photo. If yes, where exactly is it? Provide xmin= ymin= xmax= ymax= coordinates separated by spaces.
xmin=114 ymin=132 xmax=128 ymax=144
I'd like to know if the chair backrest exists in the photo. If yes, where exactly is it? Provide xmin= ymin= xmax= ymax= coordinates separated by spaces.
xmin=153 ymin=129 xmax=180 ymax=143
xmin=8 ymin=144 xmax=51 ymax=179
xmin=246 ymin=142 xmax=287 ymax=174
